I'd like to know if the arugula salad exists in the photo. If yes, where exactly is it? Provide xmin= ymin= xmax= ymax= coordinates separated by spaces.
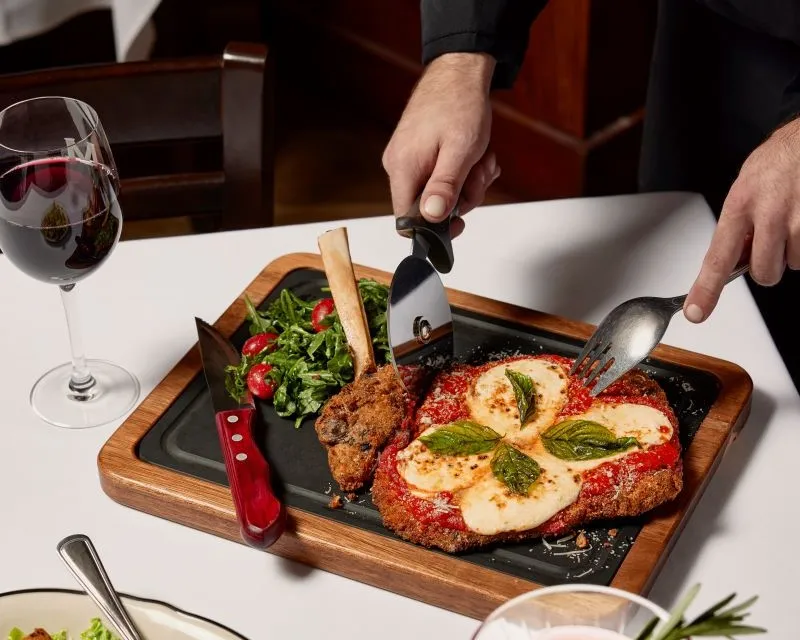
xmin=224 ymin=279 xmax=391 ymax=427
xmin=8 ymin=617 xmax=119 ymax=640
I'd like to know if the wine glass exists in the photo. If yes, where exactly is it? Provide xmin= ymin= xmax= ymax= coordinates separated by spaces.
xmin=472 ymin=584 xmax=671 ymax=639
xmin=0 ymin=96 xmax=140 ymax=428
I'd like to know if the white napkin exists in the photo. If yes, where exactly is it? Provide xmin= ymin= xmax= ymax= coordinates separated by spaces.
xmin=0 ymin=0 xmax=162 ymax=61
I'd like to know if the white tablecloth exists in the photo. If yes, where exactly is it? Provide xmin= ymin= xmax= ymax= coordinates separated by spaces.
xmin=0 ymin=0 xmax=160 ymax=61
xmin=0 ymin=192 xmax=797 ymax=638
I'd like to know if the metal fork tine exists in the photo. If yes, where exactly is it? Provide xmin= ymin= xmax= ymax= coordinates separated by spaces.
xmin=571 ymin=350 xmax=592 ymax=378
xmin=570 ymin=335 xmax=597 ymax=375
xmin=581 ymin=351 xmax=614 ymax=387
xmin=589 ymin=361 xmax=631 ymax=397
xmin=575 ymin=338 xmax=612 ymax=380
xmin=570 ymin=351 xmax=589 ymax=376
xmin=571 ymin=335 xmax=607 ymax=376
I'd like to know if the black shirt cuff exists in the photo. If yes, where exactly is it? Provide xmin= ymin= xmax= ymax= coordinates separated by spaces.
xmin=777 ymin=72 xmax=800 ymax=128
xmin=420 ymin=0 xmax=547 ymax=90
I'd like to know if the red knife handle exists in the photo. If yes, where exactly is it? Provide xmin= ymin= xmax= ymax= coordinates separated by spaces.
xmin=215 ymin=408 xmax=286 ymax=548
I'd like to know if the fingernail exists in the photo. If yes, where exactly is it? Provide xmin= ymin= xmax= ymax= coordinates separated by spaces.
xmin=424 ymin=195 xmax=446 ymax=219
xmin=487 ymin=155 xmax=497 ymax=176
xmin=685 ymin=303 xmax=704 ymax=323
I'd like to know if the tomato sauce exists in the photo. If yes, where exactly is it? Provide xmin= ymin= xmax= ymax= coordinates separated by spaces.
xmin=379 ymin=440 xmax=469 ymax=531
xmin=380 ymin=355 xmax=682 ymax=535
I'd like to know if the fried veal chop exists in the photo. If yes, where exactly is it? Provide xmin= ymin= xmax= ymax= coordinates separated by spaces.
xmin=371 ymin=356 xmax=683 ymax=553
xmin=314 ymin=365 xmax=413 ymax=491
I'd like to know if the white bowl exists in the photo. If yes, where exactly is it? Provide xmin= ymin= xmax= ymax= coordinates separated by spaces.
xmin=0 ymin=588 xmax=248 ymax=639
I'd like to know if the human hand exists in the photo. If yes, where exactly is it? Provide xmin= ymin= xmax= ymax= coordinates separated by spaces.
xmin=382 ymin=52 xmax=501 ymax=236
xmin=684 ymin=117 xmax=800 ymax=323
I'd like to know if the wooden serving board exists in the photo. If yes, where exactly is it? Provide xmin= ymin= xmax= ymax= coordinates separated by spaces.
xmin=98 ymin=253 xmax=753 ymax=620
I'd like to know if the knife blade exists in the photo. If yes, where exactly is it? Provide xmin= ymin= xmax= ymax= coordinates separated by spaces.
xmin=195 ymin=317 xmax=286 ymax=549
xmin=388 ymin=199 xmax=456 ymax=389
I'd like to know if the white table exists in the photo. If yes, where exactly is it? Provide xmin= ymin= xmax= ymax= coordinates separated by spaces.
xmin=0 ymin=0 xmax=160 ymax=61
xmin=0 ymin=191 xmax=797 ymax=638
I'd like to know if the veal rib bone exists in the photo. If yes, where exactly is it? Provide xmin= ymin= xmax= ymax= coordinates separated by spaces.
xmin=316 ymin=227 xmax=410 ymax=492
xmin=318 ymin=227 xmax=376 ymax=379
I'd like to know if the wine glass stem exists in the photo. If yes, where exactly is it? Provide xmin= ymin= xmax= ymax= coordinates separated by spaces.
xmin=59 ymin=283 xmax=97 ymax=400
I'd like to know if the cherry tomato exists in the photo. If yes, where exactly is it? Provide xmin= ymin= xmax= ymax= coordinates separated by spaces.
xmin=311 ymin=298 xmax=335 ymax=332
xmin=246 ymin=363 xmax=276 ymax=400
xmin=242 ymin=332 xmax=278 ymax=357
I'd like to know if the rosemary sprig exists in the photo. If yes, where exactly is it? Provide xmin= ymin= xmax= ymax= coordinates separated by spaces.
xmin=636 ymin=584 xmax=766 ymax=639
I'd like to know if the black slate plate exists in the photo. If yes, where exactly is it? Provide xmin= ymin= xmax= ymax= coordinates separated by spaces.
xmin=138 ymin=268 xmax=719 ymax=586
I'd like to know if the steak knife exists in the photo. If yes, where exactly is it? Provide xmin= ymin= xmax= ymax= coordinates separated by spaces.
xmin=195 ymin=317 xmax=286 ymax=549
xmin=388 ymin=198 xmax=456 ymax=389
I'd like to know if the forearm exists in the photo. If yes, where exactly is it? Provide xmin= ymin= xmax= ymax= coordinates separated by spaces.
xmin=420 ymin=0 xmax=549 ymax=89
xmin=423 ymin=52 xmax=496 ymax=95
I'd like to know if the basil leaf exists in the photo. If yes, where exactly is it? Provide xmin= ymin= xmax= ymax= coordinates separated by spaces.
xmin=505 ymin=368 xmax=537 ymax=427
xmin=542 ymin=419 xmax=640 ymax=461
xmin=491 ymin=442 xmax=541 ymax=495
xmin=419 ymin=421 xmax=502 ymax=456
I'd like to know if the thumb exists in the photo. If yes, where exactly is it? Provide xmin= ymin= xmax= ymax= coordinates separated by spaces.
xmin=419 ymin=144 xmax=474 ymax=222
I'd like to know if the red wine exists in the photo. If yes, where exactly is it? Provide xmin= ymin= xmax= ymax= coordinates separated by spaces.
xmin=0 ymin=157 xmax=121 ymax=284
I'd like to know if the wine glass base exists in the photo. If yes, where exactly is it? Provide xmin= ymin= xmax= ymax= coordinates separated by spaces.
xmin=30 ymin=359 xmax=141 ymax=429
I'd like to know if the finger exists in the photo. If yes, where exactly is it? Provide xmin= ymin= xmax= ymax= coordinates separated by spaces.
xmin=450 ymin=216 xmax=466 ymax=239
xmin=786 ymin=217 xmax=800 ymax=270
xmin=420 ymin=142 xmax=481 ymax=222
xmin=684 ymin=212 xmax=751 ymax=323
xmin=384 ymin=151 xmax=428 ymax=219
xmin=458 ymin=151 xmax=499 ymax=215
xmin=739 ymin=231 xmax=754 ymax=264
xmin=749 ymin=212 xmax=786 ymax=285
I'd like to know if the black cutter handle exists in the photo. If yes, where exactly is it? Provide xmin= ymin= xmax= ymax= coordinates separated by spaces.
xmin=395 ymin=198 xmax=457 ymax=274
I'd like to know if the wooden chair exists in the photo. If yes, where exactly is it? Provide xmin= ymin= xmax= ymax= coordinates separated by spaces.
xmin=0 ymin=41 xmax=274 ymax=234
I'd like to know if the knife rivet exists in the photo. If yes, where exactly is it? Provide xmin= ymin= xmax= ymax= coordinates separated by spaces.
xmin=227 ymin=415 xmax=239 ymax=423
xmin=236 ymin=453 xmax=247 ymax=461
xmin=413 ymin=316 xmax=432 ymax=344
xmin=232 ymin=434 xmax=243 ymax=442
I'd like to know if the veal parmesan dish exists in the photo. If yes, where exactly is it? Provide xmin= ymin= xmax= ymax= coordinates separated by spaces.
xmin=225 ymin=277 xmax=683 ymax=554
xmin=369 ymin=355 xmax=682 ymax=552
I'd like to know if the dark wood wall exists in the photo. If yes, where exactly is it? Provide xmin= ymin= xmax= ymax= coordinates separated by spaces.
xmin=0 ymin=0 xmax=658 ymax=203
xmin=267 ymin=0 xmax=658 ymax=201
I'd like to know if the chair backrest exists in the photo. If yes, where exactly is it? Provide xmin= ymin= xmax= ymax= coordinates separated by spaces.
xmin=0 ymin=41 xmax=274 ymax=232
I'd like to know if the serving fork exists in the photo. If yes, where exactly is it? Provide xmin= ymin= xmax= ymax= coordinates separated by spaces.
xmin=57 ymin=534 xmax=144 ymax=640
xmin=570 ymin=263 xmax=750 ymax=396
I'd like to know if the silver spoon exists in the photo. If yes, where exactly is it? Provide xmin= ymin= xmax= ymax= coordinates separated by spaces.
xmin=570 ymin=263 xmax=750 ymax=396
xmin=56 ymin=534 xmax=144 ymax=640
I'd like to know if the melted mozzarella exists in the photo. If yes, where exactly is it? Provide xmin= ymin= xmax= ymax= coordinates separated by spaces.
xmin=555 ymin=402 xmax=673 ymax=472
xmin=466 ymin=358 xmax=568 ymax=438
xmin=576 ymin=402 xmax=672 ymax=444
xmin=459 ymin=453 xmax=581 ymax=535
xmin=397 ymin=427 xmax=491 ymax=494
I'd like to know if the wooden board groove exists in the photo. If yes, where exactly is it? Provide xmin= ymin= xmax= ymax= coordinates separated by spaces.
xmin=97 ymin=252 xmax=753 ymax=620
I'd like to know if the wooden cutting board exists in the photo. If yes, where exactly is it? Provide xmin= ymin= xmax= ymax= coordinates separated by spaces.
xmin=98 ymin=252 xmax=752 ymax=620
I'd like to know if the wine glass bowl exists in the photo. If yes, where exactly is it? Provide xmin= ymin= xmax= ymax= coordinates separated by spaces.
xmin=472 ymin=584 xmax=671 ymax=639
xmin=0 ymin=96 xmax=139 ymax=429
xmin=0 ymin=155 xmax=122 ymax=284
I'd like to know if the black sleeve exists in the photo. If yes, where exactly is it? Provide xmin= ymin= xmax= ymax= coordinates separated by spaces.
xmin=777 ymin=70 xmax=800 ymax=128
xmin=420 ymin=0 xmax=550 ymax=90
